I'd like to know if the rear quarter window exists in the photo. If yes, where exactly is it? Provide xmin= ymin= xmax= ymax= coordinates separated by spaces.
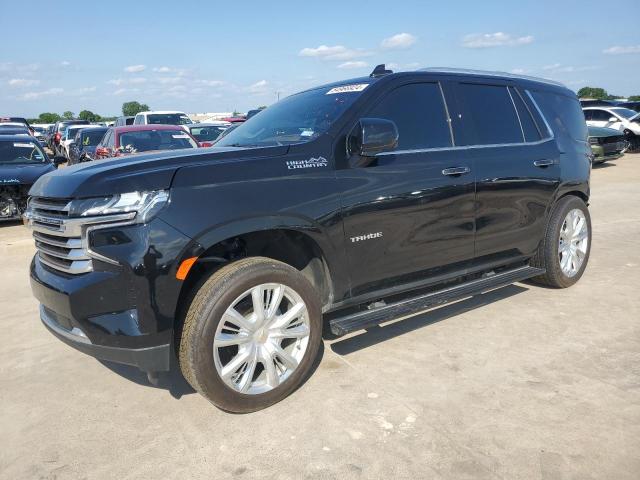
xmin=531 ymin=90 xmax=587 ymax=143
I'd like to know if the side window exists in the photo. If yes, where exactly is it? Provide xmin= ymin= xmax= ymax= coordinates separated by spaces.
xmin=107 ymin=131 xmax=115 ymax=147
xmin=583 ymin=110 xmax=593 ymax=121
xmin=509 ymin=87 xmax=541 ymax=142
xmin=133 ymin=115 xmax=141 ymax=125
xmin=456 ymin=83 xmax=523 ymax=145
xmin=367 ymin=82 xmax=452 ymax=150
xmin=531 ymin=90 xmax=587 ymax=142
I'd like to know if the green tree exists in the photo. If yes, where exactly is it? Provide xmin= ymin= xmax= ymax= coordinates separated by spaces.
xmin=62 ymin=110 xmax=74 ymax=120
xmin=78 ymin=110 xmax=101 ymax=122
xmin=122 ymin=101 xmax=149 ymax=117
xmin=628 ymin=95 xmax=640 ymax=101
xmin=38 ymin=112 xmax=62 ymax=123
xmin=577 ymin=87 xmax=608 ymax=100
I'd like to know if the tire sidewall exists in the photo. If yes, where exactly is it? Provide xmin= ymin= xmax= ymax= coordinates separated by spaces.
xmin=185 ymin=259 xmax=322 ymax=412
xmin=545 ymin=197 xmax=592 ymax=288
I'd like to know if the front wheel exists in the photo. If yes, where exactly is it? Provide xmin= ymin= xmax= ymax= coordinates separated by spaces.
xmin=179 ymin=257 xmax=322 ymax=413
xmin=531 ymin=196 xmax=591 ymax=288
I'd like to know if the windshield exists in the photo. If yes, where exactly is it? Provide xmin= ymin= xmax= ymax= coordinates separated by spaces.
xmin=118 ymin=129 xmax=198 ymax=153
xmin=82 ymin=130 xmax=107 ymax=146
xmin=216 ymin=84 xmax=368 ymax=147
xmin=0 ymin=140 xmax=47 ymax=164
xmin=611 ymin=108 xmax=639 ymax=119
xmin=0 ymin=126 xmax=29 ymax=135
xmin=147 ymin=114 xmax=193 ymax=125
xmin=64 ymin=127 xmax=83 ymax=140
xmin=189 ymin=126 xmax=228 ymax=142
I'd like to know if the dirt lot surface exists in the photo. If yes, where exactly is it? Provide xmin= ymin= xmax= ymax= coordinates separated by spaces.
xmin=1 ymin=155 xmax=639 ymax=479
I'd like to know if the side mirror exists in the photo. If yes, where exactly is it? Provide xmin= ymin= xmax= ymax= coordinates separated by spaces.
xmin=52 ymin=156 xmax=67 ymax=167
xmin=608 ymin=117 xmax=618 ymax=123
xmin=348 ymin=118 xmax=399 ymax=157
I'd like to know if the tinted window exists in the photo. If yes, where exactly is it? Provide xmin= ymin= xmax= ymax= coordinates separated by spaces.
xmin=456 ymin=83 xmax=523 ymax=145
xmin=189 ymin=126 xmax=228 ymax=142
xmin=532 ymin=91 xmax=587 ymax=142
xmin=583 ymin=110 xmax=593 ymax=121
xmin=367 ymin=82 xmax=452 ymax=150
xmin=146 ymin=114 xmax=192 ymax=125
xmin=118 ymin=129 xmax=198 ymax=153
xmin=0 ymin=139 xmax=47 ymax=164
xmin=509 ymin=87 xmax=541 ymax=142
xmin=82 ymin=129 xmax=107 ymax=146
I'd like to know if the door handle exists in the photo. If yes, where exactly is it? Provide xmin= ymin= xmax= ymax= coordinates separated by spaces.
xmin=533 ymin=159 xmax=555 ymax=168
xmin=442 ymin=166 xmax=471 ymax=176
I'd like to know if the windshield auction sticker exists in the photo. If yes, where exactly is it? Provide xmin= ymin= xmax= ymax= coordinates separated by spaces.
xmin=326 ymin=84 xmax=369 ymax=95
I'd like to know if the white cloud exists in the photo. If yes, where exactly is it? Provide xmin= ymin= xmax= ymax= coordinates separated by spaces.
xmin=462 ymin=32 xmax=534 ymax=48
xmin=112 ymin=88 xmax=140 ymax=96
xmin=19 ymin=88 xmax=63 ymax=100
xmin=381 ymin=33 xmax=417 ymax=50
xmin=248 ymin=80 xmax=269 ymax=94
xmin=197 ymin=79 xmax=224 ymax=87
xmin=153 ymin=66 xmax=171 ymax=73
xmin=60 ymin=60 xmax=71 ymax=67
xmin=124 ymin=64 xmax=146 ymax=73
xmin=129 ymin=77 xmax=147 ymax=84
xmin=0 ymin=62 xmax=39 ymax=73
xmin=603 ymin=45 xmax=640 ymax=55
xmin=77 ymin=86 xmax=96 ymax=94
xmin=107 ymin=78 xmax=124 ymax=86
xmin=8 ymin=78 xmax=40 ymax=87
xmin=337 ymin=61 xmax=369 ymax=69
xmin=299 ymin=45 xmax=371 ymax=61
xmin=157 ymin=76 xmax=183 ymax=84
xmin=542 ymin=64 xmax=599 ymax=73
xmin=510 ymin=68 xmax=529 ymax=75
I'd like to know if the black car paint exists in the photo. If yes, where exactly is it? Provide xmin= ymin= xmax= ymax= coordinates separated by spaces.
xmin=28 ymin=71 xmax=590 ymax=372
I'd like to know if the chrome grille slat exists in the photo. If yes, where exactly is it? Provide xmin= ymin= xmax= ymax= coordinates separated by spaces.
xmin=26 ymin=196 xmax=92 ymax=275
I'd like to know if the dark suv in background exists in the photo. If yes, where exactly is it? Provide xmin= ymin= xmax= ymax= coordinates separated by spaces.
xmin=26 ymin=66 xmax=591 ymax=412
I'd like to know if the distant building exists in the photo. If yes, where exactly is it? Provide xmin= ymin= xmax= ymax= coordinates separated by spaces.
xmin=188 ymin=112 xmax=237 ymax=123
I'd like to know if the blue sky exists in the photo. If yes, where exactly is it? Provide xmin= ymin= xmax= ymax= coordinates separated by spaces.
xmin=1 ymin=0 xmax=639 ymax=117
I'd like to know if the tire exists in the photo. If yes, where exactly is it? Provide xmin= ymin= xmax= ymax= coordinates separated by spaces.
xmin=179 ymin=257 xmax=322 ymax=413
xmin=531 ymin=196 xmax=591 ymax=288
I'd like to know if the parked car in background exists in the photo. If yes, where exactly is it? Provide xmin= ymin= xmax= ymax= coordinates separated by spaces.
xmin=588 ymin=126 xmax=629 ymax=164
xmin=1 ymin=117 xmax=34 ymax=135
xmin=618 ymin=101 xmax=640 ymax=113
xmin=132 ymin=111 xmax=193 ymax=131
xmin=68 ymin=127 xmax=108 ymax=165
xmin=0 ymin=123 xmax=31 ymax=136
xmin=185 ymin=122 xmax=231 ymax=146
xmin=94 ymin=125 xmax=199 ymax=159
xmin=31 ymin=126 xmax=48 ymax=144
xmin=579 ymin=99 xmax=616 ymax=108
xmin=50 ymin=120 xmax=90 ymax=155
xmin=220 ymin=116 xmax=246 ymax=123
xmin=60 ymin=125 xmax=101 ymax=159
xmin=246 ymin=107 xmax=266 ymax=119
xmin=0 ymin=136 xmax=59 ymax=220
xmin=583 ymin=106 xmax=640 ymax=150
xmin=114 ymin=116 xmax=134 ymax=127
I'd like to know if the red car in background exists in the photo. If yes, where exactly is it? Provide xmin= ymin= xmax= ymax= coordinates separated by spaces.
xmin=94 ymin=125 xmax=202 ymax=159
xmin=220 ymin=116 xmax=246 ymax=123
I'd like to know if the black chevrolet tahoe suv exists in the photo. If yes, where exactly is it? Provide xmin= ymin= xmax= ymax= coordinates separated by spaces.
xmin=26 ymin=66 xmax=592 ymax=412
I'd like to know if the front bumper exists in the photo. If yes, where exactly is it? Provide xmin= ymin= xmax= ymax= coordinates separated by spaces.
xmin=40 ymin=305 xmax=170 ymax=371
xmin=28 ymin=218 xmax=197 ymax=372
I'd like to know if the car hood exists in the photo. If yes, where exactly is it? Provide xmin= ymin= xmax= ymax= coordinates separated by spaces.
xmin=0 ymin=162 xmax=55 ymax=186
xmin=588 ymin=126 xmax=623 ymax=137
xmin=29 ymin=145 xmax=289 ymax=198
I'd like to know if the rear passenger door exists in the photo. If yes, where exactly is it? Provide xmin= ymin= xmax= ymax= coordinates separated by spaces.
xmin=338 ymin=80 xmax=476 ymax=298
xmin=451 ymin=81 xmax=561 ymax=268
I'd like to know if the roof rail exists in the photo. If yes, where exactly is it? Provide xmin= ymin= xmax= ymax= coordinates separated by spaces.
xmin=419 ymin=67 xmax=566 ymax=88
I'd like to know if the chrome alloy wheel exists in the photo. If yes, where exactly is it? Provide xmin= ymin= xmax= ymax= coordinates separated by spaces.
xmin=213 ymin=283 xmax=310 ymax=395
xmin=558 ymin=208 xmax=589 ymax=278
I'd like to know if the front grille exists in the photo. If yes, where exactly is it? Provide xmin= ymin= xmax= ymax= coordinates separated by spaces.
xmin=600 ymin=135 xmax=624 ymax=145
xmin=26 ymin=197 xmax=92 ymax=275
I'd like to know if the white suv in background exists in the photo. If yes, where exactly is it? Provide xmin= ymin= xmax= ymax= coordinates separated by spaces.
xmin=132 ymin=111 xmax=193 ymax=132
xmin=583 ymin=106 xmax=640 ymax=139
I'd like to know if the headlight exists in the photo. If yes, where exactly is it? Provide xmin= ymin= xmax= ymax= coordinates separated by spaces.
xmin=588 ymin=137 xmax=599 ymax=145
xmin=69 ymin=190 xmax=169 ymax=223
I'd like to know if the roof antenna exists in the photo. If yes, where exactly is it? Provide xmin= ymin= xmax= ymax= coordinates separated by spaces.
xmin=370 ymin=64 xmax=393 ymax=78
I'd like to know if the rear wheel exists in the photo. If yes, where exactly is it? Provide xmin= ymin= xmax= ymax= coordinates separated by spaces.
xmin=531 ymin=196 xmax=591 ymax=288
xmin=179 ymin=257 xmax=322 ymax=412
